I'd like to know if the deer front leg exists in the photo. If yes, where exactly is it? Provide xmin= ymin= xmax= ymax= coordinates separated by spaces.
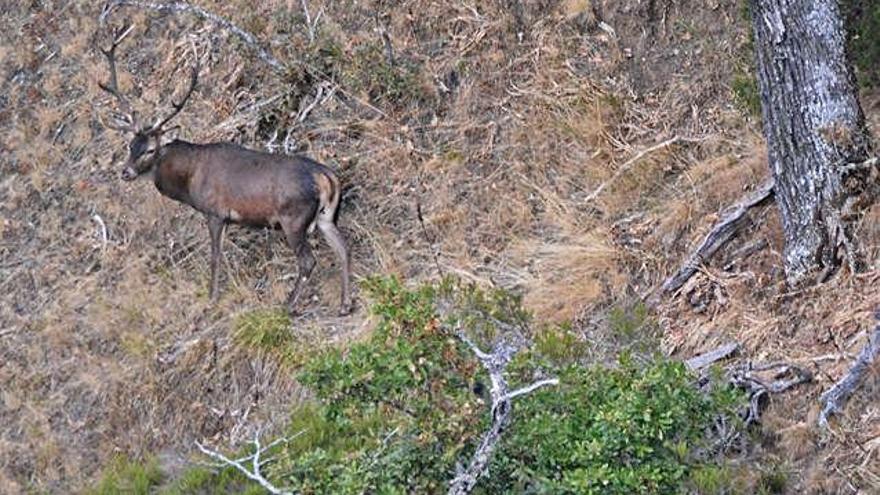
xmin=206 ymin=215 xmax=225 ymax=302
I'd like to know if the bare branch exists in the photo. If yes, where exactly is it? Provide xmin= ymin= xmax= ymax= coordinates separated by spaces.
xmin=300 ymin=0 xmax=324 ymax=44
xmin=500 ymin=379 xmax=559 ymax=403
xmin=101 ymin=0 xmax=284 ymax=70
xmin=195 ymin=430 xmax=302 ymax=495
xmin=838 ymin=156 xmax=879 ymax=175
xmin=92 ymin=214 xmax=109 ymax=252
xmin=819 ymin=313 xmax=880 ymax=428
xmin=447 ymin=324 xmax=558 ymax=495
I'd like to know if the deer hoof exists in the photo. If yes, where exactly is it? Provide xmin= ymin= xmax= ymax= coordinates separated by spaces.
xmin=338 ymin=302 xmax=354 ymax=317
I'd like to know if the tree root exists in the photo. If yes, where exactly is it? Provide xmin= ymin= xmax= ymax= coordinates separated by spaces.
xmin=663 ymin=178 xmax=775 ymax=293
xmin=818 ymin=311 xmax=880 ymax=428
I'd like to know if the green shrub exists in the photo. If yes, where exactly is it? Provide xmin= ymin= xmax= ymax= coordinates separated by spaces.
xmin=97 ymin=277 xmax=744 ymax=494
xmin=86 ymin=456 xmax=163 ymax=495
xmin=483 ymin=355 xmax=739 ymax=494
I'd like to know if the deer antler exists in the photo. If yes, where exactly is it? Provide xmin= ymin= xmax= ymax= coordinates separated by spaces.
xmin=97 ymin=23 xmax=139 ymax=133
xmin=146 ymin=43 xmax=200 ymax=136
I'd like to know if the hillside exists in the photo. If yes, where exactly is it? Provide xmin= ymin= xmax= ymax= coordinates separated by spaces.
xmin=1 ymin=0 xmax=879 ymax=493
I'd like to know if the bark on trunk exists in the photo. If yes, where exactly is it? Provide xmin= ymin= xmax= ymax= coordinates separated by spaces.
xmin=750 ymin=0 xmax=873 ymax=285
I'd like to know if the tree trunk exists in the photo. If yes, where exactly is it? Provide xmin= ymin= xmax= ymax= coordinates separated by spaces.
xmin=750 ymin=0 xmax=873 ymax=285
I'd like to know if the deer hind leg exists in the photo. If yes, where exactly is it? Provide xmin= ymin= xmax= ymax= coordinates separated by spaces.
xmin=206 ymin=214 xmax=226 ymax=302
xmin=317 ymin=215 xmax=352 ymax=316
xmin=281 ymin=213 xmax=316 ymax=315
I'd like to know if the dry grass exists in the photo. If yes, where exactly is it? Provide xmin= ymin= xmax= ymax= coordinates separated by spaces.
xmin=2 ymin=0 xmax=879 ymax=492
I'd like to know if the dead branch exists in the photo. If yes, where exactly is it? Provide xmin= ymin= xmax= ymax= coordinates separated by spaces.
xmin=101 ymin=0 xmax=284 ymax=71
xmin=663 ymin=178 xmax=774 ymax=293
xmin=447 ymin=327 xmax=558 ymax=495
xmin=818 ymin=313 xmax=880 ymax=428
xmin=195 ymin=430 xmax=301 ymax=495
xmin=726 ymin=361 xmax=811 ymax=426
xmin=685 ymin=342 xmax=740 ymax=371
xmin=691 ymin=347 xmax=811 ymax=453
xmin=584 ymin=135 xmax=698 ymax=203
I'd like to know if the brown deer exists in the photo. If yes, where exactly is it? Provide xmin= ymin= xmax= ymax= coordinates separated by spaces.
xmin=98 ymin=26 xmax=352 ymax=315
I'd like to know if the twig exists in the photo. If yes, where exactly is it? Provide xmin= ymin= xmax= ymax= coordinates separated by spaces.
xmin=584 ymin=136 xmax=695 ymax=203
xmin=447 ymin=324 xmax=558 ymax=495
xmin=416 ymin=199 xmax=444 ymax=277
xmin=195 ymin=430 xmax=301 ymax=495
xmin=819 ymin=313 xmax=880 ymax=428
xmin=839 ymin=156 xmax=879 ymax=175
xmin=101 ymin=0 xmax=284 ymax=70
xmin=300 ymin=0 xmax=324 ymax=45
xmin=92 ymin=213 xmax=109 ymax=252
xmin=662 ymin=178 xmax=775 ymax=293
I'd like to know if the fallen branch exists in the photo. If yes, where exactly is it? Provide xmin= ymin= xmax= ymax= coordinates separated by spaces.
xmin=690 ymin=346 xmax=811 ymax=453
xmin=195 ymin=430 xmax=301 ymax=495
xmin=448 ymin=327 xmax=558 ymax=495
xmin=685 ymin=342 xmax=740 ymax=371
xmin=101 ymin=0 xmax=284 ymax=71
xmin=584 ymin=136 xmax=696 ymax=203
xmin=663 ymin=178 xmax=774 ymax=293
xmin=818 ymin=312 xmax=880 ymax=428
xmin=727 ymin=361 xmax=812 ymax=426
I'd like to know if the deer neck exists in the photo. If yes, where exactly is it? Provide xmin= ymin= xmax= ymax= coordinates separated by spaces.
xmin=152 ymin=143 xmax=195 ymax=205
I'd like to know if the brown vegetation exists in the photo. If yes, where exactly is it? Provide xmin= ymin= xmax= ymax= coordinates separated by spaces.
xmin=0 ymin=0 xmax=878 ymax=492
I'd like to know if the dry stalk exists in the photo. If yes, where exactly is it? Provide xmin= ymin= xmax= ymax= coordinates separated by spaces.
xmin=584 ymin=135 xmax=699 ymax=203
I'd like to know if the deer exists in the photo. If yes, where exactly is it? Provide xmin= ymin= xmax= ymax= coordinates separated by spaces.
xmin=97 ymin=26 xmax=352 ymax=316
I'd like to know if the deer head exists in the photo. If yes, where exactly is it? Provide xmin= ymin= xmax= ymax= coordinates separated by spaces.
xmin=97 ymin=24 xmax=199 ymax=181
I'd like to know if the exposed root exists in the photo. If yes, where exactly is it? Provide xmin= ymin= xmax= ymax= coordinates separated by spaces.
xmin=663 ymin=178 xmax=775 ymax=293
xmin=818 ymin=311 xmax=880 ymax=428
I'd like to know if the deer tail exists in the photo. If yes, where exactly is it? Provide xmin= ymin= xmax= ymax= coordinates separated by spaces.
xmin=309 ymin=170 xmax=341 ymax=234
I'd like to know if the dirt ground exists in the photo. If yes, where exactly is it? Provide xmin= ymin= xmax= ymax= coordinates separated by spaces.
xmin=1 ymin=0 xmax=879 ymax=492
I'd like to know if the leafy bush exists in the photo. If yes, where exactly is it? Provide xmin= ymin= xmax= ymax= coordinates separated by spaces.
xmin=484 ymin=356 xmax=740 ymax=494
xmin=89 ymin=277 xmax=743 ymax=494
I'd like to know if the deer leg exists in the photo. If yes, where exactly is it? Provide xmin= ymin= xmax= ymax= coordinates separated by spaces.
xmin=317 ymin=218 xmax=353 ymax=316
xmin=206 ymin=215 xmax=225 ymax=302
xmin=281 ymin=215 xmax=315 ymax=315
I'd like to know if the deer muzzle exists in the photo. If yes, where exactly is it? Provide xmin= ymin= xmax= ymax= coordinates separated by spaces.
xmin=121 ymin=166 xmax=138 ymax=181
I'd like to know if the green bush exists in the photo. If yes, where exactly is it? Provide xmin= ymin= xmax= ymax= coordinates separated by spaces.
xmin=89 ymin=277 xmax=743 ymax=494
xmin=483 ymin=356 xmax=739 ymax=494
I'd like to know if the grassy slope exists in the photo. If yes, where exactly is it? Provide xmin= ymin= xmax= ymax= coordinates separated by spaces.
xmin=0 ymin=0 xmax=878 ymax=493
